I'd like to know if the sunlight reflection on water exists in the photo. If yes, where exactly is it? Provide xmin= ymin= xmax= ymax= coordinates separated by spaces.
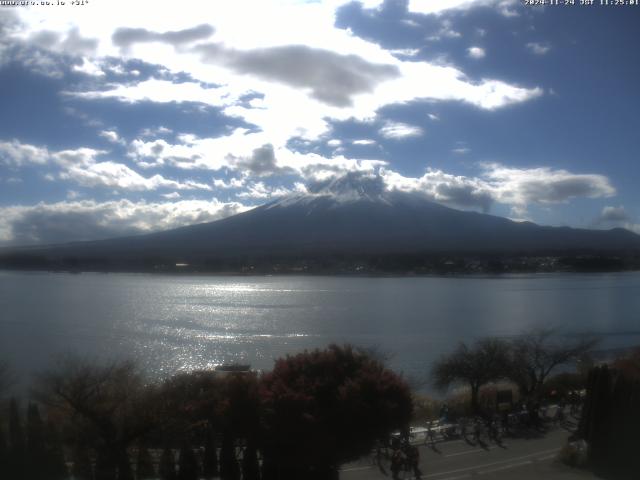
xmin=1 ymin=271 xmax=640 ymax=391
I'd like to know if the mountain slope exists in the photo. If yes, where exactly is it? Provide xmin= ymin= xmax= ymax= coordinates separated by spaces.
xmin=13 ymin=176 xmax=640 ymax=262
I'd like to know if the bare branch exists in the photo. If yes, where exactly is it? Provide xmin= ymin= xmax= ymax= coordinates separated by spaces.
xmin=507 ymin=328 xmax=599 ymax=399
xmin=431 ymin=338 xmax=510 ymax=412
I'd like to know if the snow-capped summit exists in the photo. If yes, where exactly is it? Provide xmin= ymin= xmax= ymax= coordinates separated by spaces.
xmin=268 ymin=171 xmax=392 ymax=210
xmin=308 ymin=171 xmax=387 ymax=200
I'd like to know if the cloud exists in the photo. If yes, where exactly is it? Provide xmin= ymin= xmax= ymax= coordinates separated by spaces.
xmin=99 ymin=130 xmax=124 ymax=145
xmin=1 ymin=139 xmax=211 ymax=192
xmin=379 ymin=121 xmax=424 ymax=139
xmin=112 ymin=24 xmax=215 ymax=49
xmin=213 ymin=177 xmax=245 ymax=189
xmin=596 ymin=206 xmax=630 ymax=224
xmin=0 ymin=198 xmax=248 ymax=245
xmin=73 ymin=57 xmax=106 ymax=76
xmin=139 ymin=126 xmax=173 ymax=138
xmin=161 ymin=192 xmax=181 ymax=199
xmin=382 ymin=168 xmax=494 ymax=212
xmin=13 ymin=0 xmax=542 ymax=126
xmin=51 ymin=7 xmax=542 ymax=167
xmin=62 ymin=27 xmax=99 ymax=56
xmin=482 ymin=164 xmax=616 ymax=216
xmin=297 ymin=156 xmax=388 ymax=184
xmin=526 ymin=42 xmax=551 ymax=55
xmin=452 ymin=147 xmax=470 ymax=154
xmin=454 ymin=79 xmax=542 ymax=110
xmin=0 ymin=9 xmax=19 ymax=34
xmin=592 ymin=206 xmax=640 ymax=234
xmin=194 ymin=43 xmax=401 ymax=107
xmin=60 ymin=161 xmax=212 ymax=192
xmin=1 ymin=24 xmax=97 ymax=78
xmin=388 ymin=48 xmax=421 ymax=58
xmin=128 ymin=130 xmax=610 ymax=215
xmin=68 ymin=79 xmax=237 ymax=107
xmin=407 ymin=0 xmax=519 ymax=16
xmin=427 ymin=19 xmax=462 ymax=41
xmin=381 ymin=163 xmax=616 ymax=214
xmin=433 ymin=182 xmax=493 ymax=212
xmin=29 ymin=27 xmax=98 ymax=56
xmin=50 ymin=147 xmax=103 ymax=170
xmin=0 ymin=139 xmax=49 ymax=166
xmin=307 ymin=170 xmax=386 ymax=197
xmin=228 ymin=144 xmax=291 ymax=177
xmin=484 ymin=163 xmax=615 ymax=203
xmin=223 ymin=162 xmax=616 ymax=217
xmin=236 ymin=181 xmax=300 ymax=200
xmin=352 ymin=139 xmax=377 ymax=145
xmin=128 ymin=130 xmax=253 ymax=171
xmin=467 ymin=46 xmax=486 ymax=59
xmin=9 ymin=47 xmax=67 ymax=78
xmin=128 ymin=129 xmax=387 ymax=182
xmin=292 ymin=168 xmax=493 ymax=213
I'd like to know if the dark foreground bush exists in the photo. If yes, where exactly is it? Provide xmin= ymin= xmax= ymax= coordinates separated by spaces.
xmin=260 ymin=344 xmax=413 ymax=479
xmin=578 ymin=365 xmax=640 ymax=479
xmin=0 ymin=344 xmax=412 ymax=480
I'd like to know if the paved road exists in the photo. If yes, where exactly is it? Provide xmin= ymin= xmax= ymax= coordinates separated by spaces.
xmin=340 ymin=426 xmax=600 ymax=480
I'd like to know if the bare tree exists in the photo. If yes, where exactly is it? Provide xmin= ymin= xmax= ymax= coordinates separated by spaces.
xmin=32 ymin=355 xmax=159 ymax=478
xmin=506 ymin=328 xmax=599 ymax=400
xmin=431 ymin=338 xmax=510 ymax=413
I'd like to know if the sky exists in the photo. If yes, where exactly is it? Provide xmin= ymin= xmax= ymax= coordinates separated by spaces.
xmin=0 ymin=0 xmax=639 ymax=245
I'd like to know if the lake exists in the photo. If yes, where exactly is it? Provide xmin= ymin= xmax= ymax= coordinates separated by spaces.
xmin=1 ymin=271 xmax=639 ymax=392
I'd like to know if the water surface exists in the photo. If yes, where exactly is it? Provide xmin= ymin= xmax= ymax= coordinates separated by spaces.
xmin=1 ymin=271 xmax=639 ymax=391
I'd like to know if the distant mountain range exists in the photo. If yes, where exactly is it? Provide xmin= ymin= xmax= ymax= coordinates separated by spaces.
xmin=3 ymin=175 xmax=640 ymax=272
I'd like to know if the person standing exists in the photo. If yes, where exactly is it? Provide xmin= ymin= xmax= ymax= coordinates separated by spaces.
xmin=427 ymin=424 xmax=436 ymax=447
xmin=390 ymin=447 xmax=405 ymax=480
xmin=406 ymin=444 xmax=422 ymax=479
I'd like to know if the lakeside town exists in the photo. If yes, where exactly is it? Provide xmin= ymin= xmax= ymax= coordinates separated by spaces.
xmin=2 ymin=252 xmax=640 ymax=276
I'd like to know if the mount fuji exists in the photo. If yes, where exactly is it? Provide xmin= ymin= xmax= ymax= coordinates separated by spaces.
xmin=4 ymin=174 xmax=640 ymax=270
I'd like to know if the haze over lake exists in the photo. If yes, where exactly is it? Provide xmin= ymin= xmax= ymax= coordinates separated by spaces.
xmin=2 ymin=271 xmax=639 ymax=391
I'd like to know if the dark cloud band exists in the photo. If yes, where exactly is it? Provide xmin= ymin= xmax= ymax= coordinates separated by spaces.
xmin=112 ymin=24 xmax=215 ymax=49
xmin=193 ymin=42 xmax=400 ymax=107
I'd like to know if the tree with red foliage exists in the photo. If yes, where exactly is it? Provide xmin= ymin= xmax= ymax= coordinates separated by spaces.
xmin=612 ymin=347 xmax=640 ymax=380
xmin=259 ymin=344 xmax=412 ymax=480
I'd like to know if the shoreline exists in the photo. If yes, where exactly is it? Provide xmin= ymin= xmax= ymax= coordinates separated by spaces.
xmin=2 ymin=264 xmax=639 ymax=277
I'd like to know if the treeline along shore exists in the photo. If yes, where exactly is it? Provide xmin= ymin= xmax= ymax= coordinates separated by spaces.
xmin=2 ymin=251 xmax=640 ymax=275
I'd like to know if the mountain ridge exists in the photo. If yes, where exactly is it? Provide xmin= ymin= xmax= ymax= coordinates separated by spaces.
xmin=2 ymin=176 xmax=640 ymax=273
